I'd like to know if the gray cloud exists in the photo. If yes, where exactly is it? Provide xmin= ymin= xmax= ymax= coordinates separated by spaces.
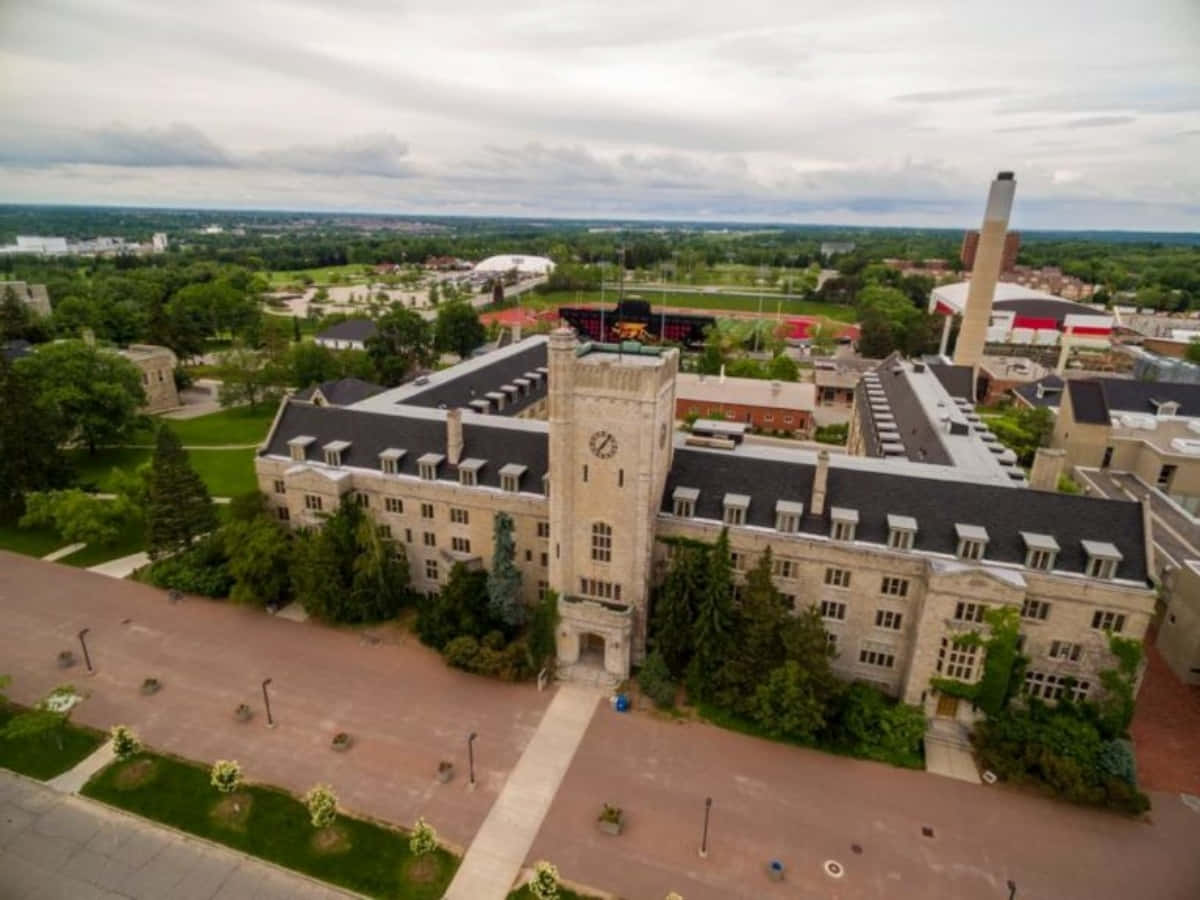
xmin=892 ymin=87 xmax=1007 ymax=103
xmin=1064 ymin=115 xmax=1136 ymax=129
xmin=0 ymin=123 xmax=230 ymax=168
xmin=254 ymin=134 xmax=414 ymax=178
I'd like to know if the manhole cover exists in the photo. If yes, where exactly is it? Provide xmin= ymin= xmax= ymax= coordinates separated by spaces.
xmin=823 ymin=860 xmax=845 ymax=879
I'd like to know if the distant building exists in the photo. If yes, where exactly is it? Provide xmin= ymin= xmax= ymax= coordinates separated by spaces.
xmin=0 ymin=236 xmax=69 ymax=255
xmin=152 ymin=233 xmax=169 ymax=253
xmin=814 ymin=358 xmax=877 ymax=409
xmin=0 ymin=281 xmax=51 ymax=317
xmin=116 ymin=344 xmax=180 ymax=413
xmin=961 ymin=229 xmax=1020 ymax=271
xmin=473 ymin=255 xmax=555 ymax=276
xmin=930 ymin=281 xmax=1113 ymax=353
xmin=674 ymin=372 xmax=815 ymax=434
xmin=314 ymin=319 xmax=378 ymax=351
xmin=819 ymin=241 xmax=855 ymax=258
xmin=1003 ymin=266 xmax=1095 ymax=301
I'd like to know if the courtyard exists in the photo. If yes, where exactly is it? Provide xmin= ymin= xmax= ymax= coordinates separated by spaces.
xmin=1 ymin=552 xmax=1198 ymax=899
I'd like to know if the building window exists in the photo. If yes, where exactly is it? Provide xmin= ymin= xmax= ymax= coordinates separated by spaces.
xmin=451 ymin=536 xmax=471 ymax=553
xmin=958 ymin=539 xmax=985 ymax=561
xmin=421 ymin=502 xmax=435 ymax=519
xmin=541 ymin=552 xmax=548 ymax=567
xmin=354 ymin=492 xmax=369 ymax=507
xmin=888 ymin=529 xmax=913 ymax=550
xmin=579 ymin=578 xmax=621 ymax=603
xmin=1024 ymin=671 xmax=1090 ymax=702
xmin=591 ymin=522 xmax=612 ymax=562
xmin=582 ymin=464 xmax=588 ymax=483
xmin=618 ymin=468 xmax=624 ymax=487
xmin=423 ymin=531 xmax=436 ymax=547
xmin=730 ymin=551 xmax=746 ymax=572
xmin=460 ymin=468 xmax=477 ymax=487
xmin=832 ymin=520 xmax=855 ymax=541
xmin=859 ymin=642 xmax=895 ymax=669
xmin=1027 ymin=549 xmax=1054 ymax=571
xmin=277 ymin=506 xmax=290 ymax=521
xmin=954 ymin=602 xmax=986 ymax=624
xmin=419 ymin=461 xmax=438 ymax=481
xmin=538 ymin=580 xmax=549 ymax=601
xmin=324 ymin=449 xmax=342 ymax=467
xmin=819 ymin=600 xmax=846 ymax=621
xmin=273 ymin=479 xmax=286 ymax=494
xmin=936 ymin=637 xmax=978 ymax=680
xmin=875 ymin=609 xmax=903 ymax=630
xmin=404 ymin=528 xmax=413 ymax=544
xmin=1087 ymin=557 xmax=1117 ymax=580
xmin=1049 ymin=640 xmax=1082 ymax=662
xmin=824 ymin=567 xmax=851 ymax=588
xmin=377 ymin=525 xmax=392 ymax=539
xmin=1021 ymin=599 xmax=1050 ymax=621
xmin=825 ymin=631 xmax=838 ymax=653
xmin=385 ymin=497 xmax=403 ymax=514
xmin=425 ymin=559 xmax=439 ymax=581
xmin=304 ymin=494 xmax=323 ymax=511
xmin=724 ymin=506 xmax=745 ymax=526
xmin=880 ymin=577 xmax=909 ymax=598
xmin=782 ymin=593 xmax=797 ymax=610
xmin=674 ymin=497 xmax=694 ymax=517
xmin=1091 ymin=610 xmax=1126 ymax=633
xmin=501 ymin=473 xmax=520 ymax=492
xmin=450 ymin=507 xmax=469 ymax=524
xmin=776 ymin=513 xmax=800 ymax=533
xmin=382 ymin=457 xmax=398 ymax=475
xmin=772 ymin=558 xmax=796 ymax=579
xmin=537 ymin=521 xmax=550 ymax=539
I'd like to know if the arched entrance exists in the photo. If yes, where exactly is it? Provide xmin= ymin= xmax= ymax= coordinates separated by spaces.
xmin=579 ymin=632 xmax=606 ymax=667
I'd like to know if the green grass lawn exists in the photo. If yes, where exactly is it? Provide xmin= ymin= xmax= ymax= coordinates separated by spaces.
xmin=0 ymin=522 xmax=70 ymax=558
xmin=527 ymin=289 xmax=858 ymax=322
xmin=159 ymin=406 xmax=276 ymax=446
xmin=0 ymin=706 xmax=104 ymax=780
xmin=265 ymin=264 xmax=377 ymax=288
xmin=84 ymin=752 xmax=457 ymax=899
xmin=59 ymin=518 xmax=146 ymax=568
xmin=71 ymin=447 xmax=256 ymax=498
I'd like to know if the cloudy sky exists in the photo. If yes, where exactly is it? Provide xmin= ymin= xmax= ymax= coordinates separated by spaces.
xmin=1 ymin=0 xmax=1198 ymax=229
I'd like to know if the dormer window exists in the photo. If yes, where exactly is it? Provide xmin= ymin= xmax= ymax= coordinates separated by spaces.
xmin=1152 ymin=398 xmax=1180 ymax=418
xmin=830 ymin=507 xmax=858 ymax=542
xmin=322 ymin=440 xmax=350 ymax=468
xmin=458 ymin=458 xmax=485 ymax=487
xmin=775 ymin=500 xmax=804 ymax=534
xmin=1021 ymin=532 xmax=1060 ymax=571
xmin=955 ymin=524 xmax=989 ymax=560
xmin=379 ymin=448 xmax=405 ymax=475
xmin=1082 ymin=540 xmax=1122 ymax=580
xmin=288 ymin=435 xmax=315 ymax=462
xmin=723 ymin=493 xmax=750 ymax=526
xmin=417 ymin=452 xmax=444 ymax=481
xmin=486 ymin=390 xmax=505 ymax=411
xmin=887 ymin=514 xmax=917 ymax=550
xmin=673 ymin=486 xmax=699 ymax=518
xmin=500 ymin=463 xmax=526 ymax=493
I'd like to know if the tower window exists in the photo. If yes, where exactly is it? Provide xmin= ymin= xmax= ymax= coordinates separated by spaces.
xmin=591 ymin=522 xmax=612 ymax=562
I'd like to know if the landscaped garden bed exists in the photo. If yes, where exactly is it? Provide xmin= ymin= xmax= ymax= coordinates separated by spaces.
xmin=82 ymin=750 xmax=458 ymax=899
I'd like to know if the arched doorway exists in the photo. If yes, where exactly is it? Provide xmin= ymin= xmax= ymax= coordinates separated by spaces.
xmin=579 ymin=632 xmax=606 ymax=667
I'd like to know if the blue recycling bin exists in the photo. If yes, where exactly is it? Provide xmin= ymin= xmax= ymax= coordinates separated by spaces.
xmin=614 ymin=693 xmax=630 ymax=712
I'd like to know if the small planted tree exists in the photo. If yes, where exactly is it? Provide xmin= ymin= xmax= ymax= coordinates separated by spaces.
xmin=304 ymin=783 xmax=338 ymax=828
xmin=528 ymin=860 xmax=560 ymax=900
xmin=210 ymin=759 xmax=243 ymax=794
xmin=408 ymin=817 xmax=439 ymax=880
xmin=110 ymin=725 xmax=141 ymax=761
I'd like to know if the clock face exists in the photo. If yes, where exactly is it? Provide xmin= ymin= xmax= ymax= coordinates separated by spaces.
xmin=589 ymin=430 xmax=618 ymax=459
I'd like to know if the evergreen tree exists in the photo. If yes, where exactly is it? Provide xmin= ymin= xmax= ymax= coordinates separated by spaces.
xmin=0 ymin=286 xmax=31 ymax=342
xmin=486 ymin=511 xmax=524 ymax=629
xmin=291 ymin=526 xmax=344 ymax=619
xmin=652 ymin=544 xmax=705 ymax=677
xmin=146 ymin=425 xmax=217 ymax=558
xmin=417 ymin=562 xmax=490 ymax=649
xmin=0 ymin=357 xmax=69 ymax=519
xmin=689 ymin=528 xmax=734 ymax=700
xmin=714 ymin=547 xmax=790 ymax=716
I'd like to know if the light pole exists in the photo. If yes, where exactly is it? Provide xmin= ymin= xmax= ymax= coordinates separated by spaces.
xmin=77 ymin=628 xmax=93 ymax=674
xmin=699 ymin=796 xmax=712 ymax=858
xmin=468 ymin=732 xmax=478 ymax=791
xmin=1007 ymin=880 xmax=1016 ymax=900
xmin=261 ymin=678 xmax=275 ymax=728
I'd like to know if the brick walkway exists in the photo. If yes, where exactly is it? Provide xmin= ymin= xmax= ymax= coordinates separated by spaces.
xmin=0 ymin=552 xmax=551 ymax=852
xmin=1132 ymin=629 xmax=1200 ymax=795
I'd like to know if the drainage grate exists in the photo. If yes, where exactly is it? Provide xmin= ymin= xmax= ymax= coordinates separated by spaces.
xmin=922 ymin=826 xmax=935 ymax=838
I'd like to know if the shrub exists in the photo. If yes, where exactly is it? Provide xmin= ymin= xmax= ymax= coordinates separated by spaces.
xmin=110 ymin=725 xmax=141 ymax=761
xmin=303 ymin=783 xmax=338 ymax=828
xmin=141 ymin=535 xmax=233 ymax=598
xmin=637 ymin=651 xmax=677 ymax=709
xmin=528 ymin=860 xmax=560 ymax=900
xmin=443 ymin=636 xmax=480 ymax=670
xmin=1096 ymin=739 xmax=1136 ymax=785
xmin=210 ymin=759 xmax=243 ymax=794
xmin=409 ymin=817 xmax=438 ymax=857
xmin=824 ymin=683 xmax=925 ymax=765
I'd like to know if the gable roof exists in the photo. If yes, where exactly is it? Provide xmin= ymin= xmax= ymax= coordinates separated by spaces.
xmin=662 ymin=446 xmax=1148 ymax=583
xmin=1067 ymin=380 xmax=1111 ymax=424
xmin=316 ymin=319 xmax=378 ymax=342
xmin=926 ymin=362 xmax=974 ymax=400
xmin=380 ymin=340 xmax=549 ymax=417
xmin=293 ymin=378 xmax=384 ymax=407
xmin=1093 ymin=378 xmax=1200 ymax=418
xmin=1013 ymin=374 xmax=1065 ymax=409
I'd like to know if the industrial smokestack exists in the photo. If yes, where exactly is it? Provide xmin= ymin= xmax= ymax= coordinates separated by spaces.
xmin=954 ymin=171 xmax=1016 ymax=375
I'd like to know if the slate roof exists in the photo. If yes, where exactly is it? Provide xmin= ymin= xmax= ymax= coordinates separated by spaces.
xmin=400 ymin=341 xmax=549 ymax=416
xmin=663 ymin=447 xmax=1148 ymax=583
xmin=1092 ymin=378 xmax=1200 ymax=418
xmin=1067 ymin=380 xmax=1111 ymax=424
xmin=926 ymin=362 xmax=974 ymax=401
xmin=1013 ymin=374 xmax=1064 ymax=409
xmin=294 ymin=378 xmax=384 ymax=406
xmin=316 ymin=319 xmax=378 ymax=343
xmin=993 ymin=297 xmax=1094 ymax=321
xmin=263 ymin=400 xmax=548 ymax=493
xmin=856 ymin=354 xmax=953 ymax=466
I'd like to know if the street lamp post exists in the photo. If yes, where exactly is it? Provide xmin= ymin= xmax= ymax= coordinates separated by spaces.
xmin=1007 ymin=880 xmax=1016 ymax=900
xmin=261 ymin=678 xmax=275 ymax=728
xmin=467 ymin=732 xmax=477 ymax=791
xmin=77 ymin=628 xmax=93 ymax=674
xmin=699 ymin=796 xmax=712 ymax=858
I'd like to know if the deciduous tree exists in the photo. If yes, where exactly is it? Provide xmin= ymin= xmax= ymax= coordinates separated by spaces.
xmin=367 ymin=306 xmax=432 ymax=386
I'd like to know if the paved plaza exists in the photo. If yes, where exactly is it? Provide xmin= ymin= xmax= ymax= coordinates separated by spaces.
xmin=2 ymin=551 xmax=1200 ymax=899
xmin=0 ymin=771 xmax=354 ymax=900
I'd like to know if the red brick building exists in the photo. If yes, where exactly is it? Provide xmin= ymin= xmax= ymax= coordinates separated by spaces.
xmin=961 ymin=229 xmax=1020 ymax=271
xmin=674 ymin=372 xmax=815 ymax=432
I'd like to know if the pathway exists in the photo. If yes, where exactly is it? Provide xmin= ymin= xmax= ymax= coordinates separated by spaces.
xmin=444 ymin=685 xmax=602 ymax=899
xmin=47 ymin=741 xmax=117 ymax=795
xmin=42 ymin=542 xmax=86 ymax=562
xmin=87 ymin=552 xmax=151 ymax=579
xmin=0 ymin=771 xmax=353 ymax=900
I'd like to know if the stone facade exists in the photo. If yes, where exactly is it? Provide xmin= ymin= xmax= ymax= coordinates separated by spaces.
xmin=1 ymin=280 xmax=51 ymax=317
xmin=117 ymin=344 xmax=180 ymax=413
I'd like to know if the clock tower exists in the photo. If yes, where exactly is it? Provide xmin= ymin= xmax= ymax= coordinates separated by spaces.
xmin=547 ymin=327 xmax=678 ymax=683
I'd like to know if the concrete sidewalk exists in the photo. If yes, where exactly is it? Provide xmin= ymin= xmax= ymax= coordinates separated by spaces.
xmin=46 ymin=741 xmax=117 ymax=795
xmin=0 ymin=771 xmax=353 ymax=900
xmin=444 ymin=685 xmax=602 ymax=900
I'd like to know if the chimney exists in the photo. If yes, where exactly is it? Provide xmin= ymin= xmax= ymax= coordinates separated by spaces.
xmin=954 ymin=171 xmax=1016 ymax=375
xmin=446 ymin=408 xmax=464 ymax=465
xmin=1028 ymin=447 xmax=1066 ymax=492
xmin=811 ymin=449 xmax=830 ymax=517
xmin=512 ymin=321 xmax=522 ymax=343
xmin=1055 ymin=325 xmax=1074 ymax=375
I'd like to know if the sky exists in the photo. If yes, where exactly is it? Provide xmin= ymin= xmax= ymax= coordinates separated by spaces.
xmin=1 ymin=0 xmax=1198 ymax=230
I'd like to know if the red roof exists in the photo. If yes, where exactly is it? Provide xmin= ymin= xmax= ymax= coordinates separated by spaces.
xmin=784 ymin=317 xmax=860 ymax=341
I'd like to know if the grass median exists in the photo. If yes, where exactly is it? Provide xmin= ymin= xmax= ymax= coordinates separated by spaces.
xmin=0 ymin=706 xmax=104 ymax=780
xmin=83 ymin=751 xmax=457 ymax=899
